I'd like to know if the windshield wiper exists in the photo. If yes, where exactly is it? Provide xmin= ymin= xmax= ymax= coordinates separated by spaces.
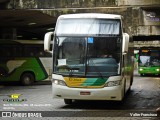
xmin=57 ymin=64 xmax=79 ymax=77
xmin=87 ymin=57 xmax=106 ymax=80
xmin=69 ymin=67 xmax=80 ymax=77
xmin=144 ymin=62 xmax=151 ymax=66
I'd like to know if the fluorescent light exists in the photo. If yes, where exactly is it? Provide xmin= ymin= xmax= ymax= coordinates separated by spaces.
xmin=47 ymin=28 xmax=54 ymax=31
xmin=32 ymin=38 xmax=38 ymax=40
xmin=17 ymin=35 xmax=23 ymax=37
xmin=28 ymin=22 xmax=37 ymax=25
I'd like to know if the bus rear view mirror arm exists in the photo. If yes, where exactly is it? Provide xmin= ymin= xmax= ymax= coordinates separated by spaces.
xmin=44 ymin=32 xmax=54 ymax=54
xmin=45 ymin=50 xmax=53 ymax=54
xmin=123 ymin=51 xmax=127 ymax=55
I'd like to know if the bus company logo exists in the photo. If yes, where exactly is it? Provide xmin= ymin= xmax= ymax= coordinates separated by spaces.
xmin=11 ymin=94 xmax=21 ymax=99
xmin=3 ymin=94 xmax=27 ymax=103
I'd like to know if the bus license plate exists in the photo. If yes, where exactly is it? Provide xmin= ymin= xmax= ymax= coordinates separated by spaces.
xmin=80 ymin=91 xmax=90 ymax=95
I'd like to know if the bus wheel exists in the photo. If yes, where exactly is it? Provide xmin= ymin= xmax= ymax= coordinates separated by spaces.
xmin=64 ymin=99 xmax=73 ymax=105
xmin=130 ymin=75 xmax=133 ymax=86
xmin=20 ymin=73 xmax=34 ymax=85
xmin=120 ymin=79 xmax=126 ymax=103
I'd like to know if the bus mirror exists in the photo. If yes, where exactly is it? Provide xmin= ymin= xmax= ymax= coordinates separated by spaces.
xmin=44 ymin=32 xmax=54 ymax=54
xmin=122 ymin=33 xmax=129 ymax=54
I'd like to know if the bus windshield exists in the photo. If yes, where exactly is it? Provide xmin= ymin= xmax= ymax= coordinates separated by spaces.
xmin=56 ymin=18 xmax=121 ymax=36
xmin=139 ymin=50 xmax=160 ymax=67
xmin=53 ymin=36 xmax=121 ymax=77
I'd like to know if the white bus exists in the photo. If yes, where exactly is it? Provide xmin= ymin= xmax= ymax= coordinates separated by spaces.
xmin=44 ymin=13 xmax=134 ymax=104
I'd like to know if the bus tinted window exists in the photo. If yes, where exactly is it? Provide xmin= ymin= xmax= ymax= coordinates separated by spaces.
xmin=24 ymin=44 xmax=51 ymax=57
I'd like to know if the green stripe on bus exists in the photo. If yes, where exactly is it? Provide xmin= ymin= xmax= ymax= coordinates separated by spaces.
xmin=81 ymin=78 xmax=108 ymax=86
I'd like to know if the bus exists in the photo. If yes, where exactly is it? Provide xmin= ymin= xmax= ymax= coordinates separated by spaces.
xmin=134 ymin=50 xmax=139 ymax=69
xmin=44 ymin=13 xmax=134 ymax=104
xmin=138 ymin=47 xmax=160 ymax=76
xmin=0 ymin=40 xmax=52 ymax=85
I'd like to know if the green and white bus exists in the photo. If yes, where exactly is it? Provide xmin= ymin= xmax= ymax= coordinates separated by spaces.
xmin=44 ymin=13 xmax=134 ymax=104
xmin=0 ymin=40 xmax=52 ymax=85
xmin=138 ymin=47 xmax=160 ymax=76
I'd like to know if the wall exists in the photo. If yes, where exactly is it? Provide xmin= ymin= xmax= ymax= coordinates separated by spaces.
xmin=1 ymin=0 xmax=160 ymax=37
xmin=7 ymin=0 xmax=118 ymax=9
xmin=118 ymin=0 xmax=160 ymax=6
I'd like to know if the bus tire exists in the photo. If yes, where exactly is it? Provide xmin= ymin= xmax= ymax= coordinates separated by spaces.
xmin=130 ymin=75 xmax=133 ymax=86
xmin=127 ymin=75 xmax=133 ymax=92
xmin=122 ymin=79 xmax=126 ymax=101
xmin=64 ymin=99 xmax=72 ymax=105
xmin=20 ymin=73 xmax=34 ymax=85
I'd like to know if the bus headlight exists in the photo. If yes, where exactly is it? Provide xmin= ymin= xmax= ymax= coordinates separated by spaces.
xmin=156 ymin=69 xmax=160 ymax=72
xmin=52 ymin=79 xmax=67 ymax=86
xmin=105 ymin=80 xmax=122 ymax=87
xmin=139 ymin=68 xmax=143 ymax=71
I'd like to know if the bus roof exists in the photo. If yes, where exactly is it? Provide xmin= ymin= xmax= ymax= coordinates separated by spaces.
xmin=58 ymin=13 xmax=122 ymax=20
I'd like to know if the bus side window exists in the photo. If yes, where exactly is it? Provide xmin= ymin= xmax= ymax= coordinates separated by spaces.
xmin=13 ymin=45 xmax=22 ymax=57
xmin=0 ymin=46 xmax=5 ymax=57
xmin=5 ymin=46 xmax=11 ymax=57
xmin=24 ymin=45 xmax=33 ymax=57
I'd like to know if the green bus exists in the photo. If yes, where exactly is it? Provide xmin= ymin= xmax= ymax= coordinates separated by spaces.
xmin=0 ymin=40 xmax=52 ymax=85
xmin=138 ymin=47 xmax=160 ymax=76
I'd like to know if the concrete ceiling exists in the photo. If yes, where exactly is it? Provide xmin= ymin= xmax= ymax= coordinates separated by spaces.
xmin=0 ymin=8 xmax=160 ymax=41
xmin=0 ymin=0 xmax=9 ymax=3
xmin=0 ymin=10 xmax=57 ymax=40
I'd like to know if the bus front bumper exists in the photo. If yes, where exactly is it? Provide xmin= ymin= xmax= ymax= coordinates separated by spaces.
xmin=52 ymin=83 xmax=123 ymax=101
xmin=138 ymin=67 xmax=160 ymax=75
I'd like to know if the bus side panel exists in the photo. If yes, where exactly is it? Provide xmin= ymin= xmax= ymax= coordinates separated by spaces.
xmin=0 ymin=58 xmax=48 ymax=82
xmin=123 ymin=41 xmax=134 ymax=92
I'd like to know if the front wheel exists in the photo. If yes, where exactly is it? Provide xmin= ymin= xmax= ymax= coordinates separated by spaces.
xmin=64 ymin=99 xmax=73 ymax=105
xmin=20 ymin=73 xmax=34 ymax=85
xmin=140 ymin=74 xmax=143 ymax=76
